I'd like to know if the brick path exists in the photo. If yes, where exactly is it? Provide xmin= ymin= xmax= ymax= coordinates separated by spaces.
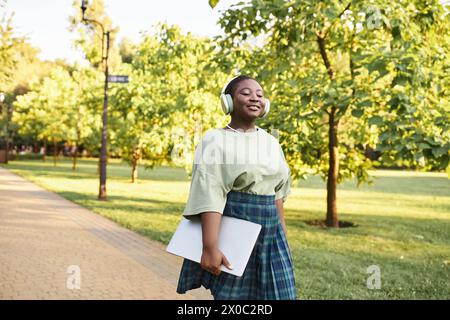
xmin=0 ymin=167 xmax=212 ymax=300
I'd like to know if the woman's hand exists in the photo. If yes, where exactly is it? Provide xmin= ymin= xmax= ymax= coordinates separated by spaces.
xmin=200 ymin=245 xmax=233 ymax=276
xmin=200 ymin=211 xmax=233 ymax=276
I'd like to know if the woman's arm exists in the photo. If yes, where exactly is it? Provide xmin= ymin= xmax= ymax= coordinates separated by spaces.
xmin=201 ymin=211 xmax=222 ymax=249
xmin=200 ymin=212 xmax=233 ymax=276
xmin=275 ymin=198 xmax=288 ymax=236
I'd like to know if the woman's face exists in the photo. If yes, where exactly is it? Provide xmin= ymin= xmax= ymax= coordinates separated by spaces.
xmin=231 ymin=79 xmax=265 ymax=121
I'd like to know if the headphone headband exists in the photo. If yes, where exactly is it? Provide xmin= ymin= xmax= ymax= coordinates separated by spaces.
xmin=221 ymin=76 xmax=240 ymax=95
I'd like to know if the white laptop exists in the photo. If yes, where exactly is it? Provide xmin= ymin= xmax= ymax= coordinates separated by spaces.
xmin=166 ymin=215 xmax=262 ymax=277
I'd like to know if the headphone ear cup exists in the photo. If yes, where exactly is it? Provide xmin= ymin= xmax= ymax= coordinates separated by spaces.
xmin=226 ymin=94 xmax=234 ymax=114
xmin=220 ymin=93 xmax=230 ymax=114
xmin=221 ymin=93 xmax=233 ymax=114
xmin=260 ymin=99 xmax=270 ymax=118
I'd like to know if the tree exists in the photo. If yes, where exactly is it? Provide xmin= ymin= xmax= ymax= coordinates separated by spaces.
xmin=112 ymin=24 xmax=228 ymax=182
xmin=0 ymin=11 xmax=19 ymax=86
xmin=210 ymin=0 xmax=450 ymax=227
xmin=13 ymin=67 xmax=77 ymax=166
xmin=0 ymin=10 xmax=26 ymax=157
xmin=69 ymin=65 xmax=103 ymax=170
xmin=118 ymin=37 xmax=136 ymax=64
xmin=69 ymin=0 xmax=121 ymax=70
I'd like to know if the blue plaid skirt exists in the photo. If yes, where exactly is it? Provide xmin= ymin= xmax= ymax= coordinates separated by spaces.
xmin=176 ymin=191 xmax=297 ymax=300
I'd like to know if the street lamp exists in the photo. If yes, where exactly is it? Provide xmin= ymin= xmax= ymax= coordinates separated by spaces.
xmin=80 ymin=0 xmax=110 ymax=200
xmin=0 ymin=92 xmax=8 ymax=164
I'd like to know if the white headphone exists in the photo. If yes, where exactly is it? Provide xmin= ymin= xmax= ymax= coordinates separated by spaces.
xmin=220 ymin=76 xmax=270 ymax=118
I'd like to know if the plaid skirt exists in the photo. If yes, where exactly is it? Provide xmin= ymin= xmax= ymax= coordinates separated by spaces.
xmin=176 ymin=191 xmax=297 ymax=300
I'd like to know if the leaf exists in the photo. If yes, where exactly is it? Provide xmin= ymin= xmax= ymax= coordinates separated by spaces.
xmin=209 ymin=0 xmax=220 ymax=9
xmin=301 ymin=94 xmax=311 ymax=106
xmin=387 ymin=97 xmax=399 ymax=109
xmin=391 ymin=26 xmax=401 ymax=41
xmin=356 ymin=100 xmax=372 ymax=108
xmin=417 ymin=142 xmax=431 ymax=150
xmin=351 ymin=109 xmax=363 ymax=118
xmin=392 ymin=75 xmax=410 ymax=86
xmin=367 ymin=60 xmax=388 ymax=80
xmin=367 ymin=60 xmax=382 ymax=74
xmin=432 ymin=146 xmax=448 ymax=158
xmin=368 ymin=116 xmax=383 ymax=126
xmin=424 ymin=137 xmax=439 ymax=146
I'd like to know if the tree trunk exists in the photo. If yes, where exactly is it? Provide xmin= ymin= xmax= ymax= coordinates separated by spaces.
xmin=131 ymin=158 xmax=138 ymax=183
xmin=4 ymin=138 xmax=8 ymax=164
xmin=326 ymin=108 xmax=339 ymax=227
xmin=96 ymin=154 xmax=108 ymax=174
xmin=43 ymin=139 xmax=47 ymax=162
xmin=74 ymin=97 xmax=82 ymax=171
xmin=317 ymin=33 xmax=340 ymax=227
xmin=72 ymin=143 xmax=78 ymax=171
xmin=53 ymin=139 xmax=57 ymax=167
xmin=131 ymin=146 xmax=141 ymax=183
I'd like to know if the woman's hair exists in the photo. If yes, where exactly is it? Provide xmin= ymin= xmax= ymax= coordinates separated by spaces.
xmin=224 ymin=75 xmax=257 ymax=97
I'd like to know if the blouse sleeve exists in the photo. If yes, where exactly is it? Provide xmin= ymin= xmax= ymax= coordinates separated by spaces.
xmin=182 ymin=133 xmax=233 ymax=219
xmin=274 ymin=143 xmax=292 ymax=202
xmin=275 ymin=172 xmax=292 ymax=202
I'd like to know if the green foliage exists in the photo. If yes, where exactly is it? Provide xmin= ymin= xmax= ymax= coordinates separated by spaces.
xmin=0 ymin=11 xmax=22 ymax=88
xmin=70 ymin=65 xmax=104 ymax=153
xmin=69 ymin=0 xmax=121 ymax=70
xmin=118 ymin=37 xmax=136 ymax=64
xmin=5 ymin=0 xmax=449 ymax=188
xmin=209 ymin=0 xmax=220 ymax=9
xmin=13 ymin=67 xmax=78 ymax=145
xmin=214 ymin=0 xmax=450 ymax=182
xmin=111 ymin=23 xmax=229 ymax=177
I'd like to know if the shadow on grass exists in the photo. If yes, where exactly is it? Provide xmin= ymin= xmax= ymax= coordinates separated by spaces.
xmin=285 ymin=207 xmax=450 ymax=246
xmin=56 ymin=191 xmax=186 ymax=216
xmin=55 ymin=185 xmax=449 ymax=248
xmin=3 ymin=159 xmax=190 ymax=182
xmin=3 ymin=163 xmax=97 ymax=178
xmin=296 ymin=174 xmax=450 ymax=198
xmin=304 ymin=219 xmax=358 ymax=228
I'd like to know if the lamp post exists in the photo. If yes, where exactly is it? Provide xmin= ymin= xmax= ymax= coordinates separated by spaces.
xmin=80 ymin=0 xmax=110 ymax=200
xmin=0 ymin=92 xmax=8 ymax=164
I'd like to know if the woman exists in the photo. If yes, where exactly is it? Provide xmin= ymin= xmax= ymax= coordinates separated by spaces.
xmin=176 ymin=75 xmax=297 ymax=300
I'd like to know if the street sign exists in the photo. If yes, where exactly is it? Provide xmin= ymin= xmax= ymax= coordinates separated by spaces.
xmin=108 ymin=75 xmax=129 ymax=83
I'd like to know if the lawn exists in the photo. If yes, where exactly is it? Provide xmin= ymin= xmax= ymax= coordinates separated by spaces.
xmin=2 ymin=158 xmax=449 ymax=299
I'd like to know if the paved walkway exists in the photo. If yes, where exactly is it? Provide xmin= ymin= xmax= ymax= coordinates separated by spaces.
xmin=0 ymin=167 xmax=212 ymax=300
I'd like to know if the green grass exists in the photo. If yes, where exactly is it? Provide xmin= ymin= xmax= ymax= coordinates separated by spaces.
xmin=2 ymin=158 xmax=449 ymax=299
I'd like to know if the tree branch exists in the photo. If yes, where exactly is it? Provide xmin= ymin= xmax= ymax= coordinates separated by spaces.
xmin=323 ymin=1 xmax=352 ymax=39
xmin=316 ymin=34 xmax=334 ymax=79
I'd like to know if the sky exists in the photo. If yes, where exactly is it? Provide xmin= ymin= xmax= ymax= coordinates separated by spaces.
xmin=5 ymin=1 xmax=449 ymax=64
xmin=3 ymin=0 xmax=241 ymax=63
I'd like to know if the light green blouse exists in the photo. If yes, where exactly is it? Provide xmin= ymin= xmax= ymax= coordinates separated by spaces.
xmin=183 ymin=127 xmax=292 ymax=218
